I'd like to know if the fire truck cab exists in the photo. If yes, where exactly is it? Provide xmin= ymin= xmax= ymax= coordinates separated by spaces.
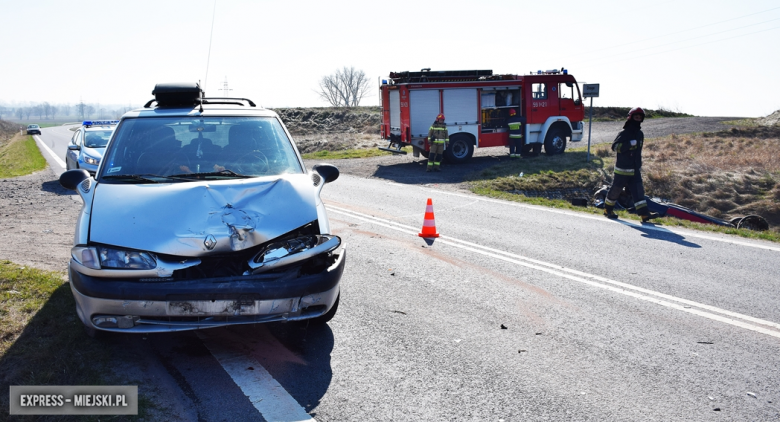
xmin=379 ymin=68 xmax=585 ymax=163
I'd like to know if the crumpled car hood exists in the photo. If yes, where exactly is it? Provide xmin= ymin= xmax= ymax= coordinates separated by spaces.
xmin=89 ymin=175 xmax=318 ymax=257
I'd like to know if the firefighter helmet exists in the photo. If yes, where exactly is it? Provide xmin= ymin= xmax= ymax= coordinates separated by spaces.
xmin=436 ymin=113 xmax=445 ymax=121
xmin=628 ymin=107 xmax=645 ymax=121
xmin=509 ymin=109 xmax=517 ymax=116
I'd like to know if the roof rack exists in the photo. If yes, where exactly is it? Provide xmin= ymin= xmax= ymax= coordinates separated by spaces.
xmin=143 ymin=82 xmax=257 ymax=109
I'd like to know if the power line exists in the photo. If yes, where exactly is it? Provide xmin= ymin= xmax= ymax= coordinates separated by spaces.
xmin=574 ymin=5 xmax=780 ymax=58
xmin=581 ymin=25 xmax=780 ymax=68
xmin=579 ymin=16 xmax=780 ymax=66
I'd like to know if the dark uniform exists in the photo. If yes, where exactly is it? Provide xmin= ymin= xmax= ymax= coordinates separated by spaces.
xmin=604 ymin=107 xmax=657 ymax=222
xmin=427 ymin=115 xmax=448 ymax=172
xmin=507 ymin=112 xmax=525 ymax=157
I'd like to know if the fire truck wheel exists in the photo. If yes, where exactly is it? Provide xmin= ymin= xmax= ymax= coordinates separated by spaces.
xmin=544 ymin=126 xmax=569 ymax=155
xmin=444 ymin=134 xmax=474 ymax=164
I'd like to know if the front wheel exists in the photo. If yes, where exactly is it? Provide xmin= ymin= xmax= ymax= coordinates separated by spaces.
xmin=544 ymin=126 xmax=569 ymax=155
xmin=443 ymin=134 xmax=474 ymax=164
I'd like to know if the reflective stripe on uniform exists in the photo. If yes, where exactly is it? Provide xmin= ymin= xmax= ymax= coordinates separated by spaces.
xmin=605 ymin=198 xmax=617 ymax=206
xmin=614 ymin=167 xmax=635 ymax=176
xmin=508 ymin=123 xmax=522 ymax=130
xmin=634 ymin=200 xmax=647 ymax=209
xmin=509 ymin=134 xmax=523 ymax=139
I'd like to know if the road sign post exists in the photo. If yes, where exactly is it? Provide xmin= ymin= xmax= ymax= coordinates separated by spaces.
xmin=583 ymin=84 xmax=599 ymax=162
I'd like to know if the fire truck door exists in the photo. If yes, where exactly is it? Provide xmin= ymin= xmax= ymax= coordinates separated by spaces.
xmin=527 ymin=81 xmax=560 ymax=126
xmin=558 ymin=82 xmax=582 ymax=123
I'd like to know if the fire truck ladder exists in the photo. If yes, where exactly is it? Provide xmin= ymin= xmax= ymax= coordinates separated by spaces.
xmin=378 ymin=141 xmax=407 ymax=155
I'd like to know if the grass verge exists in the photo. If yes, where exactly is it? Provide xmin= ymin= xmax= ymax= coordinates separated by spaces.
xmin=467 ymin=127 xmax=780 ymax=243
xmin=0 ymin=134 xmax=47 ymax=178
xmin=0 ymin=261 xmax=148 ymax=420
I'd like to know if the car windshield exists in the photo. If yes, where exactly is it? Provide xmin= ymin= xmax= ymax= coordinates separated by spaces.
xmin=98 ymin=116 xmax=303 ymax=181
xmin=84 ymin=130 xmax=113 ymax=148
xmin=28 ymin=125 xmax=38 ymax=128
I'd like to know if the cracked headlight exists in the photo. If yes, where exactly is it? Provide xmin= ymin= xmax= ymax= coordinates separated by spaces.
xmin=248 ymin=235 xmax=340 ymax=272
xmin=253 ymin=236 xmax=319 ymax=265
xmin=71 ymin=246 xmax=156 ymax=270
xmin=83 ymin=154 xmax=100 ymax=165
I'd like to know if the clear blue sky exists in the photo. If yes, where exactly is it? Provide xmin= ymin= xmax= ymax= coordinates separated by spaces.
xmin=1 ymin=0 xmax=778 ymax=117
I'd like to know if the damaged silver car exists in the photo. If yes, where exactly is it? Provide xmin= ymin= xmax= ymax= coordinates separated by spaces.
xmin=59 ymin=83 xmax=345 ymax=336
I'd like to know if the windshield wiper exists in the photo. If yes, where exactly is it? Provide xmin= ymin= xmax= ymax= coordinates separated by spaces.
xmin=168 ymin=169 xmax=252 ymax=179
xmin=101 ymin=174 xmax=190 ymax=183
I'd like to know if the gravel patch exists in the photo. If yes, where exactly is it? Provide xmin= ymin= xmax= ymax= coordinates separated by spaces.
xmin=0 ymin=168 xmax=81 ymax=274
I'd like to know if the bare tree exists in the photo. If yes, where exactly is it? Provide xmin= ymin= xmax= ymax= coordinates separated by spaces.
xmin=17 ymin=108 xmax=24 ymax=120
xmin=317 ymin=66 xmax=371 ymax=107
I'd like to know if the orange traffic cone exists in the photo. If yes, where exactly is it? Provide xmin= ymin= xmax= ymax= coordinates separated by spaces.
xmin=418 ymin=198 xmax=440 ymax=238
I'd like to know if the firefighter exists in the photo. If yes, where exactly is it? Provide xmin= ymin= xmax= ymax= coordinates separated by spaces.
xmin=427 ymin=113 xmax=448 ymax=172
xmin=604 ymin=107 xmax=659 ymax=222
xmin=507 ymin=109 xmax=525 ymax=158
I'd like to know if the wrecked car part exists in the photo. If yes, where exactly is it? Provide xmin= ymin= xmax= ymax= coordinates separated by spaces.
xmin=59 ymin=83 xmax=345 ymax=334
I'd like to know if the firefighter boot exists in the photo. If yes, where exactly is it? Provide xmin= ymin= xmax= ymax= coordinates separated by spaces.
xmin=434 ymin=164 xmax=441 ymax=172
xmin=640 ymin=211 xmax=660 ymax=223
xmin=604 ymin=205 xmax=618 ymax=219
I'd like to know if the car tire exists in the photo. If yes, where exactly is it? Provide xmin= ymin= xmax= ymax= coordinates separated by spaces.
xmin=443 ymin=134 xmax=474 ymax=164
xmin=544 ymin=126 xmax=569 ymax=155
xmin=309 ymin=293 xmax=339 ymax=325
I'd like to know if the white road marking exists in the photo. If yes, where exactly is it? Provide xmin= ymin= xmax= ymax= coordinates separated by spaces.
xmin=367 ymin=177 xmax=780 ymax=253
xmin=197 ymin=331 xmax=315 ymax=422
xmin=328 ymin=205 xmax=780 ymax=339
xmin=33 ymin=134 xmax=66 ymax=169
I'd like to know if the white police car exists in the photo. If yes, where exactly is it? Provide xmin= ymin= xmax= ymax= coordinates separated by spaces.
xmin=26 ymin=124 xmax=41 ymax=135
xmin=58 ymin=83 xmax=344 ymax=336
xmin=65 ymin=120 xmax=119 ymax=175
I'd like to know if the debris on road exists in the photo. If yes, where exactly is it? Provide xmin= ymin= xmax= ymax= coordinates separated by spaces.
xmin=500 ymin=324 xmax=508 ymax=329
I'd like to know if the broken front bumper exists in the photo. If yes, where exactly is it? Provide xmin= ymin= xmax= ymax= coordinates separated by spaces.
xmin=68 ymin=247 xmax=345 ymax=333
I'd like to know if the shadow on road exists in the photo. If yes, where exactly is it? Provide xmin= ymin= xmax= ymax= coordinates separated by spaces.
xmin=618 ymin=220 xmax=701 ymax=248
xmin=372 ymin=154 xmax=517 ymax=185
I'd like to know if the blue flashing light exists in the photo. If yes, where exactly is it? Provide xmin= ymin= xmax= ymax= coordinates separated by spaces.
xmin=563 ymin=69 xmax=568 ymax=75
xmin=382 ymin=79 xmax=387 ymax=85
xmin=83 ymin=120 xmax=119 ymax=127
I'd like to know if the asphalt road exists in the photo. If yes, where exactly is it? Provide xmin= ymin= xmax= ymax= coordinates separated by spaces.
xmin=19 ymin=122 xmax=780 ymax=421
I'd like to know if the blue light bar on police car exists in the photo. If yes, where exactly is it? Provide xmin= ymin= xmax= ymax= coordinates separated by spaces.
xmin=83 ymin=120 xmax=120 ymax=127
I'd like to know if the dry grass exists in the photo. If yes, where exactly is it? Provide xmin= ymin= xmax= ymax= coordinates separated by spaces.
xmin=642 ymin=127 xmax=780 ymax=227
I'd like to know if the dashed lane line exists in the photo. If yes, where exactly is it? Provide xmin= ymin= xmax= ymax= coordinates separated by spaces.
xmin=197 ymin=331 xmax=315 ymax=422
xmin=328 ymin=205 xmax=780 ymax=339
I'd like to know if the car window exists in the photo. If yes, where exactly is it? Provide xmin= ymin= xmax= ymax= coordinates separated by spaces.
xmin=84 ymin=130 xmax=113 ymax=148
xmin=99 ymin=116 xmax=303 ymax=180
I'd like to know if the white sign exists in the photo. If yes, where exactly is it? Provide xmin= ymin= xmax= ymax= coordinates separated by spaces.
xmin=583 ymin=84 xmax=600 ymax=98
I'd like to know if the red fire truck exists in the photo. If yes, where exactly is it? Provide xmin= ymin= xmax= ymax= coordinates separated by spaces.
xmin=379 ymin=68 xmax=585 ymax=163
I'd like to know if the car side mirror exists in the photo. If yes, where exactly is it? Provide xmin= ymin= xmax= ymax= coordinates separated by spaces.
xmin=312 ymin=163 xmax=339 ymax=184
xmin=59 ymin=169 xmax=90 ymax=191
xmin=68 ymin=144 xmax=80 ymax=151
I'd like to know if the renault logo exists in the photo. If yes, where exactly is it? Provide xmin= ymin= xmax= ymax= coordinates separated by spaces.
xmin=204 ymin=235 xmax=217 ymax=250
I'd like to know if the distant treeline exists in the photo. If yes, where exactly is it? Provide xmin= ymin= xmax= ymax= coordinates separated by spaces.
xmin=0 ymin=102 xmax=137 ymax=122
